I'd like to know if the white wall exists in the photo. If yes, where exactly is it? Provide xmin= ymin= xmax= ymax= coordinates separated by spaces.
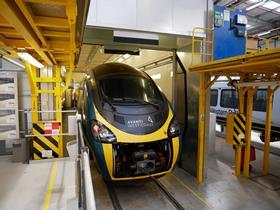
xmin=146 ymin=63 xmax=173 ymax=103
xmin=87 ymin=0 xmax=207 ymax=36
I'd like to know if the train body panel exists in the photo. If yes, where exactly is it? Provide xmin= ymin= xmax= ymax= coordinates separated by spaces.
xmin=79 ymin=63 xmax=181 ymax=182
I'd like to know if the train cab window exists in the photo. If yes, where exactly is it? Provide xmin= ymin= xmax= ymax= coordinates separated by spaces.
xmin=99 ymin=76 xmax=162 ymax=104
xmin=210 ymin=90 xmax=218 ymax=106
xmin=253 ymin=89 xmax=267 ymax=112
xmin=220 ymin=89 xmax=238 ymax=108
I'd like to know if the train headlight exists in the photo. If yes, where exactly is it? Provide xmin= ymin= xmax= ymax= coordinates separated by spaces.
xmin=168 ymin=118 xmax=180 ymax=138
xmin=91 ymin=121 xmax=116 ymax=143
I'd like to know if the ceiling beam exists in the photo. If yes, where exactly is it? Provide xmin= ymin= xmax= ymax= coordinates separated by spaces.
xmin=55 ymin=55 xmax=70 ymax=61
xmin=0 ymin=27 xmax=19 ymax=35
xmin=15 ymin=0 xmax=57 ymax=64
xmin=0 ymin=0 xmax=53 ymax=65
xmin=23 ymin=0 xmax=68 ymax=5
xmin=42 ymin=30 xmax=70 ymax=38
xmin=0 ymin=16 xmax=11 ymax=27
xmin=34 ymin=16 xmax=69 ymax=28
xmin=0 ymin=34 xmax=29 ymax=48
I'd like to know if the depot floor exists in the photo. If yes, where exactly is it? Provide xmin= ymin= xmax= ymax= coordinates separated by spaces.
xmin=0 ymin=137 xmax=279 ymax=210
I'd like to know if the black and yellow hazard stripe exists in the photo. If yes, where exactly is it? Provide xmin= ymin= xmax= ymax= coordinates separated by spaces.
xmin=32 ymin=123 xmax=59 ymax=160
xmin=233 ymin=114 xmax=246 ymax=145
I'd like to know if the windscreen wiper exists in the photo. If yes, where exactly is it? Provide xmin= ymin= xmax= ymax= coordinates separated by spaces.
xmin=113 ymin=97 xmax=159 ymax=110
xmin=100 ymin=89 xmax=116 ymax=111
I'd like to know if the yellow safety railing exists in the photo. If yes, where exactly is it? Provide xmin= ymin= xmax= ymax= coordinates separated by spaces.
xmin=192 ymin=27 xmax=214 ymax=64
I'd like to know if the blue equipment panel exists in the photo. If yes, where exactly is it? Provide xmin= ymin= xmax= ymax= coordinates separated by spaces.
xmin=214 ymin=6 xmax=246 ymax=60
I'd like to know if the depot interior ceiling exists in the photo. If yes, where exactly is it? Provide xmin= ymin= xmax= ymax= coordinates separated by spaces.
xmin=215 ymin=0 xmax=280 ymax=37
xmin=0 ymin=0 xmax=88 ymax=69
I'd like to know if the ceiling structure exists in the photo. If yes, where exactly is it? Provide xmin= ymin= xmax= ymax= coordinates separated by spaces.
xmin=214 ymin=0 xmax=280 ymax=38
xmin=0 ymin=0 xmax=88 ymax=70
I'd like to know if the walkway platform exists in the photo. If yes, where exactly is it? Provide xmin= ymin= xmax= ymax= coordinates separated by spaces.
xmin=0 ymin=157 xmax=77 ymax=210
xmin=0 ymin=136 xmax=279 ymax=210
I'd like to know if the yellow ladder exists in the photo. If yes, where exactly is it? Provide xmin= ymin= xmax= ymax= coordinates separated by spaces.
xmin=192 ymin=27 xmax=214 ymax=63
xmin=25 ymin=63 xmax=63 ymax=159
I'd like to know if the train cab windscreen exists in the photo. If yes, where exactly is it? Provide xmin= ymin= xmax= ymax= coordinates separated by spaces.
xmin=99 ymin=76 xmax=163 ymax=105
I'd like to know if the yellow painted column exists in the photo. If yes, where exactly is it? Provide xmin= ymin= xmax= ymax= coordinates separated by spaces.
xmin=235 ymin=87 xmax=244 ymax=176
xmin=55 ymin=66 xmax=63 ymax=157
xmin=197 ymin=72 xmax=205 ymax=184
xmin=243 ymin=88 xmax=254 ymax=177
xmin=262 ymin=87 xmax=273 ymax=174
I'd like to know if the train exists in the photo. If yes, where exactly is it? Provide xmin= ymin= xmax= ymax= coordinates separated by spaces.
xmin=78 ymin=63 xmax=181 ymax=182
xmin=210 ymin=82 xmax=280 ymax=142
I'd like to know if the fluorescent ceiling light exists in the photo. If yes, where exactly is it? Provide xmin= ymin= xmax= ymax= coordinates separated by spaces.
xmin=123 ymin=53 xmax=130 ymax=59
xmin=246 ymin=0 xmax=266 ymax=11
xmin=262 ymin=1 xmax=280 ymax=9
xmin=151 ymin=73 xmax=161 ymax=80
xmin=17 ymin=52 xmax=44 ymax=68
xmin=257 ymin=31 xmax=271 ymax=36
xmin=117 ymin=57 xmax=124 ymax=62
xmin=248 ymin=0 xmax=262 ymax=3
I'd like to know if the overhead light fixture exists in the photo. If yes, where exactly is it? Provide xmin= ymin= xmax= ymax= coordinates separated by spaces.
xmin=262 ymin=1 xmax=280 ymax=9
xmin=151 ymin=73 xmax=161 ymax=80
xmin=17 ymin=52 xmax=44 ymax=68
xmin=117 ymin=57 xmax=124 ymax=62
xmin=246 ymin=0 xmax=266 ymax=11
xmin=257 ymin=30 xmax=271 ymax=36
xmin=123 ymin=53 xmax=130 ymax=59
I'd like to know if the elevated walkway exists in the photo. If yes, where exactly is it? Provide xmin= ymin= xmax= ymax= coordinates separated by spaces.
xmin=189 ymin=48 xmax=280 ymax=183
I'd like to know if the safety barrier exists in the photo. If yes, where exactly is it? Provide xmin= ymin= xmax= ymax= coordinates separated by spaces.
xmin=76 ymin=117 xmax=96 ymax=210
xmin=21 ymin=109 xmax=76 ymax=162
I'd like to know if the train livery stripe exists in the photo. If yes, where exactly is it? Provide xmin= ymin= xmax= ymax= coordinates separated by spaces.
xmin=32 ymin=123 xmax=59 ymax=159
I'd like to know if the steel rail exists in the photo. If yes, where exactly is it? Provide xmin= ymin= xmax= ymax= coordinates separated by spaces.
xmin=106 ymin=183 xmax=123 ymax=210
xmin=151 ymin=177 xmax=185 ymax=210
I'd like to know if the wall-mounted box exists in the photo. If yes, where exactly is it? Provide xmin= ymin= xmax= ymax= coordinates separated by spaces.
xmin=0 ymin=78 xmax=15 ymax=92
xmin=0 ymin=94 xmax=15 ymax=108
xmin=0 ymin=125 xmax=17 ymax=140
xmin=0 ymin=110 xmax=16 ymax=124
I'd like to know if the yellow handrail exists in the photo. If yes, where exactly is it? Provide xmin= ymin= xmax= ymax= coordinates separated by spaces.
xmin=192 ymin=27 xmax=214 ymax=64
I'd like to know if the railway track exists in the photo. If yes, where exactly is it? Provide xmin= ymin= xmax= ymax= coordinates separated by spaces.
xmin=106 ymin=177 xmax=185 ymax=210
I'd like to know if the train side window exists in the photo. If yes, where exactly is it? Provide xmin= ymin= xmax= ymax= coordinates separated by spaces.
xmin=220 ymin=89 xmax=238 ymax=108
xmin=253 ymin=89 xmax=267 ymax=112
xmin=210 ymin=90 xmax=218 ymax=106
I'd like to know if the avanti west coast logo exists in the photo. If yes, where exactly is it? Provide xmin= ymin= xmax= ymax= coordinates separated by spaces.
xmin=127 ymin=116 xmax=154 ymax=127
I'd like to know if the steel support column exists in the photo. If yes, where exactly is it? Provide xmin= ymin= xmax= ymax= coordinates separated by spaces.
xmin=262 ymin=86 xmax=273 ymax=174
xmin=243 ymin=88 xmax=254 ymax=177
xmin=235 ymin=85 xmax=245 ymax=176
xmin=197 ymin=72 xmax=206 ymax=184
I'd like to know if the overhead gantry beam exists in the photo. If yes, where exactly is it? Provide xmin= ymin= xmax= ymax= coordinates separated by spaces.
xmin=23 ymin=0 xmax=68 ymax=6
xmin=15 ymin=0 xmax=57 ymax=64
xmin=0 ymin=0 xmax=53 ymax=65
xmin=63 ymin=0 xmax=77 ymax=92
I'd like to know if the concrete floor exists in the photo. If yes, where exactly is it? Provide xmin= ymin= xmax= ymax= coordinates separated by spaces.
xmin=0 ymin=157 xmax=77 ymax=210
xmin=0 ymin=136 xmax=279 ymax=210
xmin=93 ymin=137 xmax=280 ymax=210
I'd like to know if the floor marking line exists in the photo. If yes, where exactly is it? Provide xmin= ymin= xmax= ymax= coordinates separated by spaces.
xmin=43 ymin=160 xmax=58 ymax=210
xmin=171 ymin=173 xmax=215 ymax=210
